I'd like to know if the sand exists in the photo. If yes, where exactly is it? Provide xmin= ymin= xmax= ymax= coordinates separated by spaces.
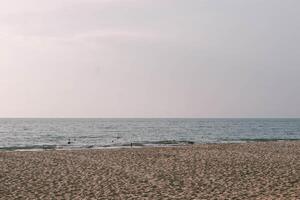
xmin=0 ymin=142 xmax=299 ymax=199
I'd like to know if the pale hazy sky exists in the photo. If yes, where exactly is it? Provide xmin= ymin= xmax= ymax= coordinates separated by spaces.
xmin=0 ymin=0 xmax=300 ymax=118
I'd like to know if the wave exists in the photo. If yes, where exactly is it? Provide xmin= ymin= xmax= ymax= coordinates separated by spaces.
xmin=117 ymin=140 xmax=195 ymax=147
xmin=1 ymin=138 xmax=300 ymax=151
xmin=225 ymin=138 xmax=300 ymax=143
xmin=0 ymin=145 xmax=57 ymax=151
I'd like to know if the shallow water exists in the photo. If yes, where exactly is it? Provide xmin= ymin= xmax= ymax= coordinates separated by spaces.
xmin=0 ymin=118 xmax=299 ymax=150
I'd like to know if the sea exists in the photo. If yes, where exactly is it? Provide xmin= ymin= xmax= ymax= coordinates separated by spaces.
xmin=0 ymin=118 xmax=300 ymax=151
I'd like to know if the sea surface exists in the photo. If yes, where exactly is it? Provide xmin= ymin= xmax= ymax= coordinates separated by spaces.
xmin=0 ymin=118 xmax=300 ymax=151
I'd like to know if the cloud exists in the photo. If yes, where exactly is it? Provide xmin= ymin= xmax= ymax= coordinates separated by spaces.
xmin=0 ymin=0 xmax=160 ymax=42
xmin=0 ymin=29 xmax=162 ymax=49
xmin=69 ymin=29 xmax=161 ymax=42
xmin=0 ymin=0 xmax=143 ymax=14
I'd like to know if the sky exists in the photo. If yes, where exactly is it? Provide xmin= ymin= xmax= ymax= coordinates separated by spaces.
xmin=0 ymin=0 xmax=300 ymax=118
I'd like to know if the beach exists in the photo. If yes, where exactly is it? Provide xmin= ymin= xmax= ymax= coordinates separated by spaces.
xmin=0 ymin=142 xmax=299 ymax=199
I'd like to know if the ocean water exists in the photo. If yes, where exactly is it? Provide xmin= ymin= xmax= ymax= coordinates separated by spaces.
xmin=0 ymin=118 xmax=300 ymax=150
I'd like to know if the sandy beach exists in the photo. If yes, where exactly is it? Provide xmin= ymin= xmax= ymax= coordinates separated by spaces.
xmin=0 ymin=142 xmax=299 ymax=199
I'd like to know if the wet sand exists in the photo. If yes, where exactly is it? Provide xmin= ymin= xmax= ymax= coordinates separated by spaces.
xmin=0 ymin=142 xmax=299 ymax=199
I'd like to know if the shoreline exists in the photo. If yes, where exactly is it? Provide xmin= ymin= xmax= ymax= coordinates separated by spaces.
xmin=1 ymin=141 xmax=299 ymax=199
xmin=1 ymin=138 xmax=300 ymax=152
